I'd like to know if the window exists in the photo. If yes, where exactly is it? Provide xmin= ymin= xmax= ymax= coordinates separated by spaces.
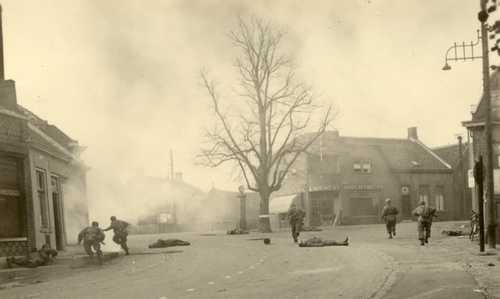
xmin=0 ymin=156 xmax=24 ymax=238
xmin=354 ymin=161 xmax=372 ymax=173
xmin=418 ymin=185 xmax=430 ymax=205
xmin=350 ymin=197 xmax=377 ymax=216
xmin=36 ymin=170 xmax=49 ymax=228
xmin=435 ymin=186 xmax=445 ymax=211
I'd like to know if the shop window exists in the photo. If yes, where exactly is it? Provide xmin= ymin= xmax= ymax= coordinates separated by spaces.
xmin=435 ymin=185 xmax=445 ymax=211
xmin=350 ymin=197 xmax=377 ymax=216
xmin=36 ymin=170 xmax=49 ymax=228
xmin=0 ymin=156 xmax=24 ymax=238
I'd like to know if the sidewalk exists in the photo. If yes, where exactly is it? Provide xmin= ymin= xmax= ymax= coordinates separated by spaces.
xmin=0 ymin=245 xmax=121 ymax=291
xmin=437 ymin=223 xmax=500 ymax=299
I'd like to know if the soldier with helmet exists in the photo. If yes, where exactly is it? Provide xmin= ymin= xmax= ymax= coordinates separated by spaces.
xmin=104 ymin=216 xmax=130 ymax=255
xmin=412 ymin=199 xmax=437 ymax=246
xmin=78 ymin=221 xmax=105 ymax=263
xmin=288 ymin=203 xmax=306 ymax=243
xmin=381 ymin=198 xmax=399 ymax=239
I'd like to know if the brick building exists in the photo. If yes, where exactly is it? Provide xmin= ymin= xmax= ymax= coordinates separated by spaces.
xmin=0 ymin=11 xmax=88 ymax=256
xmin=463 ymin=69 xmax=500 ymax=242
xmin=273 ymin=128 xmax=455 ymax=225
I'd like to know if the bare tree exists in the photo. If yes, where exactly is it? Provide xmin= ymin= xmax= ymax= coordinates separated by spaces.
xmin=199 ymin=16 xmax=334 ymax=232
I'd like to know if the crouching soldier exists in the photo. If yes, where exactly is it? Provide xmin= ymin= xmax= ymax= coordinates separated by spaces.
xmin=104 ymin=216 xmax=130 ymax=255
xmin=6 ymin=244 xmax=58 ymax=268
xmin=78 ymin=221 xmax=105 ymax=264
xmin=412 ymin=200 xmax=437 ymax=246
xmin=288 ymin=203 xmax=306 ymax=243
xmin=381 ymin=198 xmax=399 ymax=239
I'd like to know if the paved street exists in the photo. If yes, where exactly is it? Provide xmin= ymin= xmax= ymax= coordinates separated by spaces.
xmin=0 ymin=221 xmax=497 ymax=299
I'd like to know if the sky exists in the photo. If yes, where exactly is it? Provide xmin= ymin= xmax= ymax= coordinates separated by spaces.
xmin=1 ymin=0 xmax=493 ymax=199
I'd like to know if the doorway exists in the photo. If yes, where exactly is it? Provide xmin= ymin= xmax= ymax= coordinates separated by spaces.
xmin=401 ymin=195 xmax=412 ymax=219
xmin=51 ymin=176 xmax=64 ymax=250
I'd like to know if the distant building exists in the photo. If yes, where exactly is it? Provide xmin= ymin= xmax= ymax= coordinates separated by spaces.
xmin=433 ymin=141 xmax=472 ymax=220
xmin=0 ymin=9 xmax=88 ymax=256
xmin=273 ymin=128 xmax=455 ymax=225
xmin=130 ymin=174 xmax=205 ymax=234
xmin=199 ymin=188 xmax=260 ymax=231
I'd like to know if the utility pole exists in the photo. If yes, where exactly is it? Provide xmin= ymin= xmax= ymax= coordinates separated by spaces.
xmin=170 ymin=149 xmax=174 ymax=180
xmin=458 ymin=135 xmax=467 ymax=217
xmin=474 ymin=156 xmax=486 ymax=252
xmin=479 ymin=0 xmax=497 ymax=248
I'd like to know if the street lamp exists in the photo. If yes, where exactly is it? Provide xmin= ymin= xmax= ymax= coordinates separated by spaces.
xmin=442 ymin=1 xmax=497 ymax=249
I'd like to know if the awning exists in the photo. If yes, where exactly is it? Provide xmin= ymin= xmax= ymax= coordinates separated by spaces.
xmin=269 ymin=194 xmax=297 ymax=214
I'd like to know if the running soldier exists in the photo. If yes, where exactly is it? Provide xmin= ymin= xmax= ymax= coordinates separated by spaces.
xmin=381 ymin=198 xmax=399 ymax=239
xmin=78 ymin=221 xmax=105 ymax=264
xmin=412 ymin=200 xmax=437 ymax=246
xmin=288 ymin=203 xmax=305 ymax=243
xmin=104 ymin=216 xmax=130 ymax=255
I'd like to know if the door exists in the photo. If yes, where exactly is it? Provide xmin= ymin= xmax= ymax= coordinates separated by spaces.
xmin=51 ymin=176 xmax=64 ymax=250
xmin=401 ymin=195 xmax=411 ymax=219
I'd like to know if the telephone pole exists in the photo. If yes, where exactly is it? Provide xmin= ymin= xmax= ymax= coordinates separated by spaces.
xmin=479 ymin=0 xmax=497 ymax=248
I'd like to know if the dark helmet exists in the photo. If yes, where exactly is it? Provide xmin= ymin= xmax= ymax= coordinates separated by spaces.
xmin=110 ymin=216 xmax=116 ymax=221
xmin=91 ymin=221 xmax=99 ymax=227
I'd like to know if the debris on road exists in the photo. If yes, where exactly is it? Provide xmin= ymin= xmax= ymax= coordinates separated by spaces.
xmin=227 ymin=228 xmax=249 ymax=235
xmin=263 ymin=238 xmax=271 ymax=245
xmin=298 ymin=236 xmax=349 ymax=247
xmin=148 ymin=239 xmax=190 ymax=248
xmin=441 ymin=230 xmax=466 ymax=236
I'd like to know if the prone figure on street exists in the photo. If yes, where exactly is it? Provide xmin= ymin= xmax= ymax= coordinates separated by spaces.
xmin=298 ymin=236 xmax=349 ymax=247
xmin=78 ymin=221 xmax=105 ymax=264
xmin=381 ymin=198 xmax=399 ymax=239
xmin=412 ymin=200 xmax=437 ymax=246
xmin=104 ymin=216 xmax=130 ymax=255
xmin=6 ymin=244 xmax=58 ymax=268
xmin=288 ymin=203 xmax=306 ymax=243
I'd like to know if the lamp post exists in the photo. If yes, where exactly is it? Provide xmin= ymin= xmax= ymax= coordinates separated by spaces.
xmin=238 ymin=185 xmax=247 ymax=230
xmin=442 ymin=0 xmax=497 ymax=248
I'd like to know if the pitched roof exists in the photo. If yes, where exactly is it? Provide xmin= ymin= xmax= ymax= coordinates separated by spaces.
xmin=305 ymin=131 xmax=451 ymax=171
xmin=432 ymin=143 xmax=469 ymax=168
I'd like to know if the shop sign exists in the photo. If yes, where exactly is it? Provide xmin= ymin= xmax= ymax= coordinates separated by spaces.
xmin=343 ymin=184 xmax=383 ymax=191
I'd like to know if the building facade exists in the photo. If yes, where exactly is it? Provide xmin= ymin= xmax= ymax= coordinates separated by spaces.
xmin=463 ymin=70 xmax=500 ymax=242
xmin=0 ymin=81 xmax=88 ymax=257
xmin=273 ymin=128 xmax=455 ymax=225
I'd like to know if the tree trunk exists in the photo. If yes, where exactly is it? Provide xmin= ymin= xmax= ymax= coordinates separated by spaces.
xmin=259 ymin=192 xmax=272 ymax=232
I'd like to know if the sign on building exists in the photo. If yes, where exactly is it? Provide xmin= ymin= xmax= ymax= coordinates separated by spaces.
xmin=158 ymin=213 xmax=170 ymax=224
xmin=468 ymin=169 xmax=475 ymax=188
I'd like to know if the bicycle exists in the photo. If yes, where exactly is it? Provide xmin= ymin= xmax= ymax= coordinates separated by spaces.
xmin=470 ymin=210 xmax=479 ymax=241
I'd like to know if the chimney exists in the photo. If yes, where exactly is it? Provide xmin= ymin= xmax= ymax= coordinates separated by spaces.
xmin=0 ymin=79 xmax=17 ymax=110
xmin=407 ymin=127 xmax=418 ymax=140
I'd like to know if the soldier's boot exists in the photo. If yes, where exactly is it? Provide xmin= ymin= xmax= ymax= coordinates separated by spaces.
xmin=388 ymin=233 xmax=392 ymax=239
xmin=420 ymin=239 xmax=425 ymax=246
xmin=122 ymin=243 xmax=130 ymax=255
xmin=424 ymin=238 xmax=429 ymax=244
